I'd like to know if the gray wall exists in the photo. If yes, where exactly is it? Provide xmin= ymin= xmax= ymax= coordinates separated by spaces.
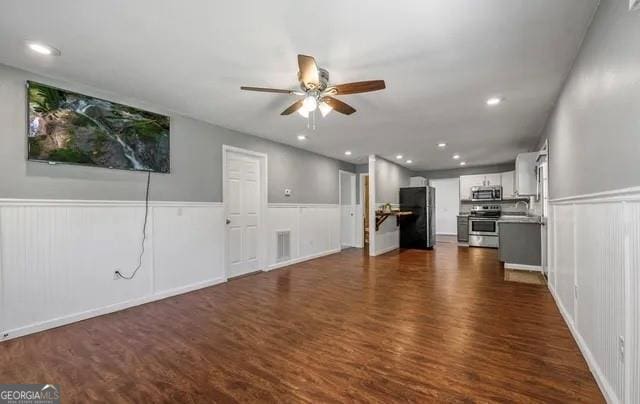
xmin=416 ymin=162 xmax=515 ymax=181
xmin=539 ymin=0 xmax=640 ymax=199
xmin=354 ymin=164 xmax=369 ymax=174
xmin=0 ymin=64 xmax=353 ymax=203
xmin=374 ymin=156 xmax=411 ymax=204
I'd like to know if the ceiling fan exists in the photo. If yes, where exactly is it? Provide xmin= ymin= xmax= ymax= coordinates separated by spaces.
xmin=240 ymin=54 xmax=386 ymax=118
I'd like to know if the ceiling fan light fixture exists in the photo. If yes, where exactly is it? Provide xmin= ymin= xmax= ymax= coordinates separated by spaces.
xmin=319 ymin=101 xmax=333 ymax=117
xmin=297 ymin=108 xmax=310 ymax=118
xmin=302 ymin=95 xmax=318 ymax=112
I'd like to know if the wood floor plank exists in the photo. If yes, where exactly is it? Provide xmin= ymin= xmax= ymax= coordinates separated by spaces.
xmin=0 ymin=243 xmax=604 ymax=403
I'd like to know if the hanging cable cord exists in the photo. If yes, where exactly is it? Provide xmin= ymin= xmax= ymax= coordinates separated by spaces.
xmin=115 ymin=170 xmax=151 ymax=280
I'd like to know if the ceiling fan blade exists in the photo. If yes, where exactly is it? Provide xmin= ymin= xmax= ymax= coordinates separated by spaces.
xmin=240 ymin=86 xmax=294 ymax=94
xmin=322 ymin=96 xmax=356 ymax=115
xmin=281 ymin=99 xmax=305 ymax=115
xmin=297 ymin=54 xmax=320 ymax=90
xmin=332 ymin=80 xmax=386 ymax=95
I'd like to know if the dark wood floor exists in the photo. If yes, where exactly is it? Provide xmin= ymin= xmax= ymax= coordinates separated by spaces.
xmin=0 ymin=243 xmax=603 ymax=403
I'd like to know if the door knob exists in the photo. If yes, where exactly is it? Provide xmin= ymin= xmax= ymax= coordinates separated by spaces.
xmin=226 ymin=218 xmax=231 ymax=224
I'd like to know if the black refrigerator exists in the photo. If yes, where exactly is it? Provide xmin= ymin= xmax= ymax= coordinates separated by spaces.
xmin=399 ymin=186 xmax=435 ymax=249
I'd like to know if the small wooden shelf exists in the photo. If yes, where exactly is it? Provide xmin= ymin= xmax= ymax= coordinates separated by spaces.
xmin=375 ymin=211 xmax=413 ymax=231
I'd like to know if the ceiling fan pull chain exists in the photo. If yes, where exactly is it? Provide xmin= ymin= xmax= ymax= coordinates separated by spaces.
xmin=312 ymin=108 xmax=317 ymax=130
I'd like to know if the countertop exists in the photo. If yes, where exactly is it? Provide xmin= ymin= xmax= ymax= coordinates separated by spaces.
xmin=457 ymin=213 xmax=544 ymax=224
xmin=497 ymin=215 xmax=543 ymax=224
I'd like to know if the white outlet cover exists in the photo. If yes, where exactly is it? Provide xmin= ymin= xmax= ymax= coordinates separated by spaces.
xmin=631 ymin=0 xmax=640 ymax=11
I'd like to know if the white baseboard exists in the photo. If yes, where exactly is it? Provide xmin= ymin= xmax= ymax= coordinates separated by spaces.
xmin=267 ymin=248 xmax=341 ymax=271
xmin=374 ymin=244 xmax=399 ymax=256
xmin=1 ymin=277 xmax=225 ymax=342
xmin=504 ymin=263 xmax=542 ymax=271
xmin=549 ymin=286 xmax=619 ymax=404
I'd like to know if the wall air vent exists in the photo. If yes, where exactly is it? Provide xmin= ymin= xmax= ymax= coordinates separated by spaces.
xmin=276 ymin=230 xmax=291 ymax=262
xmin=631 ymin=0 xmax=640 ymax=11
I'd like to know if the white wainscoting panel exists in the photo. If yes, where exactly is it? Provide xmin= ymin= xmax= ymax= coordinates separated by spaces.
xmin=553 ymin=204 xmax=576 ymax=322
xmin=0 ymin=200 xmax=224 ymax=341
xmin=627 ymin=202 xmax=640 ymax=404
xmin=267 ymin=205 xmax=299 ymax=266
xmin=372 ymin=202 xmax=400 ymax=256
xmin=267 ymin=204 xmax=340 ymax=270
xmin=355 ymin=204 xmax=363 ymax=248
xmin=548 ymin=188 xmax=640 ymax=404
xmin=574 ymin=203 xmax=625 ymax=401
xmin=152 ymin=206 xmax=225 ymax=293
xmin=0 ymin=200 xmax=342 ymax=342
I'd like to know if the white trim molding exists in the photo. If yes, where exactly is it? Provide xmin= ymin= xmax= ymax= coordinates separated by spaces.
xmin=0 ymin=198 xmax=223 ymax=207
xmin=268 ymin=203 xmax=338 ymax=209
xmin=551 ymin=185 xmax=640 ymax=204
xmin=504 ymin=263 xmax=542 ymax=271
xmin=368 ymin=155 xmax=377 ymax=256
xmin=547 ymin=186 xmax=640 ymax=404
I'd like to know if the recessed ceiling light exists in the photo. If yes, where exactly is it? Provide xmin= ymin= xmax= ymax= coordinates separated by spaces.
xmin=406 ymin=160 xmax=413 ymax=164
xmin=26 ymin=41 xmax=60 ymax=56
xmin=486 ymin=97 xmax=503 ymax=106
xmin=344 ymin=150 xmax=352 ymax=156
xmin=437 ymin=143 xmax=447 ymax=148
xmin=452 ymin=154 xmax=460 ymax=160
xmin=297 ymin=134 xmax=307 ymax=141
xmin=396 ymin=154 xmax=403 ymax=159
xmin=460 ymin=161 xmax=467 ymax=166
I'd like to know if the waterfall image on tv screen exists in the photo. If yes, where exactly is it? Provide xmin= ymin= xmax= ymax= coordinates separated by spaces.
xmin=27 ymin=81 xmax=170 ymax=173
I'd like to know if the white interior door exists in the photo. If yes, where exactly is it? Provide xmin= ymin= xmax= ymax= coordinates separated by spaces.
xmin=225 ymin=151 xmax=261 ymax=278
xmin=340 ymin=171 xmax=357 ymax=248
xmin=429 ymin=178 xmax=460 ymax=235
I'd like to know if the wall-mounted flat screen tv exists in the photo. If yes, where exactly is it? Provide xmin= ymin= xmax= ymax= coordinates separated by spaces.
xmin=27 ymin=81 xmax=170 ymax=173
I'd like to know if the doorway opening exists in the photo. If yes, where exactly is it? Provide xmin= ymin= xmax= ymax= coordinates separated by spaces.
xmin=361 ymin=173 xmax=370 ymax=249
xmin=339 ymin=170 xmax=357 ymax=249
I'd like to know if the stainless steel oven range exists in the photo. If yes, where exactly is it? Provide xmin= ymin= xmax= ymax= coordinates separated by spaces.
xmin=468 ymin=204 xmax=501 ymax=248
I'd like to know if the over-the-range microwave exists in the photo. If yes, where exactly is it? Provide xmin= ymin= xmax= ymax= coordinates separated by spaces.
xmin=470 ymin=186 xmax=502 ymax=201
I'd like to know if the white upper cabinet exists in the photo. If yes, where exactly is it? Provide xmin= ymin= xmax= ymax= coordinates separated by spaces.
xmin=515 ymin=152 xmax=538 ymax=196
xmin=409 ymin=176 xmax=428 ymax=187
xmin=484 ymin=174 xmax=502 ymax=187
xmin=501 ymin=171 xmax=515 ymax=198
xmin=459 ymin=175 xmax=484 ymax=199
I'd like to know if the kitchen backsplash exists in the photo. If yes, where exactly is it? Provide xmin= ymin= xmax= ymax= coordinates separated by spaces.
xmin=459 ymin=198 xmax=534 ymax=215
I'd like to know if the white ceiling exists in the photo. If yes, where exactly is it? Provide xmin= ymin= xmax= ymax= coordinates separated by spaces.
xmin=0 ymin=0 xmax=598 ymax=170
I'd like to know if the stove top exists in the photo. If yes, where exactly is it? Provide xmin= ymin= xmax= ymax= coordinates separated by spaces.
xmin=469 ymin=204 xmax=502 ymax=218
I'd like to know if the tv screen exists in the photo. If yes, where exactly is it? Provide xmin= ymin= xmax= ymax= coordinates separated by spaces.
xmin=27 ymin=81 xmax=170 ymax=173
